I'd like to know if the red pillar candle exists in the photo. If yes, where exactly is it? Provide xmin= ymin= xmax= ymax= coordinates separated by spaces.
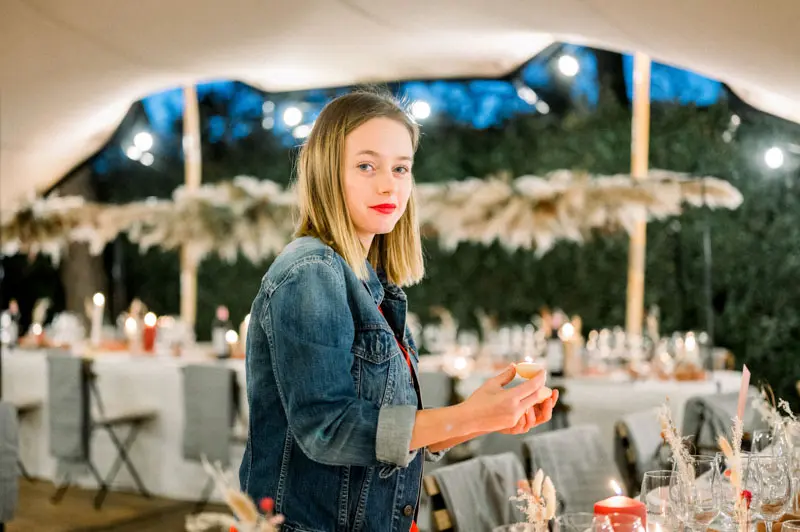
xmin=594 ymin=496 xmax=647 ymax=528
xmin=142 ymin=312 xmax=157 ymax=353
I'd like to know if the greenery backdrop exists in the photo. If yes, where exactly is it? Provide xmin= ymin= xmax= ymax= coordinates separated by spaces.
xmin=17 ymin=89 xmax=799 ymax=405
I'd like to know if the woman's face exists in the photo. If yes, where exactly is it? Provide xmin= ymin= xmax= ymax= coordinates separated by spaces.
xmin=342 ymin=117 xmax=414 ymax=249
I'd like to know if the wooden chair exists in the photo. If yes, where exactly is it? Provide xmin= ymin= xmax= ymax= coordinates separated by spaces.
xmin=422 ymin=475 xmax=454 ymax=532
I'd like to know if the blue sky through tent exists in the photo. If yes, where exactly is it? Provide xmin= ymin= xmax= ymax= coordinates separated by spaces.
xmin=106 ymin=45 xmax=721 ymax=174
xmin=622 ymin=54 xmax=722 ymax=105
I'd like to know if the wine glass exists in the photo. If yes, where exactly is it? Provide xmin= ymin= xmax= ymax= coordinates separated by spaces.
xmin=640 ymin=470 xmax=673 ymax=531
xmin=492 ymin=524 xmax=536 ymax=532
xmin=753 ymin=427 xmax=789 ymax=457
xmin=604 ymin=513 xmax=645 ymax=532
xmin=780 ymin=520 xmax=800 ymax=532
xmin=556 ymin=512 xmax=614 ymax=532
xmin=745 ymin=454 xmax=792 ymax=532
xmin=669 ymin=454 xmax=720 ymax=532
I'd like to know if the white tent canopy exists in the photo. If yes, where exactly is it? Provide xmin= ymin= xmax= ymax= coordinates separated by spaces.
xmin=2 ymin=0 xmax=798 ymax=210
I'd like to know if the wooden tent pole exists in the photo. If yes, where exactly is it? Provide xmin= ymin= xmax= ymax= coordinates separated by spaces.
xmin=625 ymin=52 xmax=652 ymax=336
xmin=180 ymin=85 xmax=201 ymax=329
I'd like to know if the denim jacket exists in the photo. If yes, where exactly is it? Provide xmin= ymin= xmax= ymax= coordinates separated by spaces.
xmin=240 ymin=236 xmax=445 ymax=532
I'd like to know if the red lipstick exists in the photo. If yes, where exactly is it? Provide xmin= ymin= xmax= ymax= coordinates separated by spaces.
xmin=369 ymin=203 xmax=397 ymax=214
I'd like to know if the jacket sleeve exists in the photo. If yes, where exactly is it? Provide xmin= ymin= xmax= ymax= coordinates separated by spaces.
xmin=262 ymin=259 xmax=418 ymax=468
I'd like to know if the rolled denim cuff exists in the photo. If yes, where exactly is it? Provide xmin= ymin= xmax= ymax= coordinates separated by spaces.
xmin=425 ymin=448 xmax=448 ymax=462
xmin=376 ymin=404 xmax=417 ymax=467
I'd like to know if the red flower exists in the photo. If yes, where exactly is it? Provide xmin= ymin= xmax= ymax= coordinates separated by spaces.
xmin=259 ymin=497 xmax=275 ymax=513
xmin=741 ymin=490 xmax=752 ymax=508
xmin=229 ymin=527 xmax=238 ymax=532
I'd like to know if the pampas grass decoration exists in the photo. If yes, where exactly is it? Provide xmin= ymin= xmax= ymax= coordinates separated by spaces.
xmin=511 ymin=469 xmax=558 ymax=530
xmin=3 ymin=170 xmax=742 ymax=262
xmin=185 ymin=457 xmax=284 ymax=532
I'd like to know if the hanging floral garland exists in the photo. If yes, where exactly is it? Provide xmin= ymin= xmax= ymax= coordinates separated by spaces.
xmin=1 ymin=170 xmax=742 ymax=262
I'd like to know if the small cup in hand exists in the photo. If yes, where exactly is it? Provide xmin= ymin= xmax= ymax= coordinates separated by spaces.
xmin=515 ymin=361 xmax=547 ymax=381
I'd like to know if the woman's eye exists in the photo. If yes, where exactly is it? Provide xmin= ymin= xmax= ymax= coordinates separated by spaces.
xmin=358 ymin=163 xmax=375 ymax=172
xmin=394 ymin=166 xmax=410 ymax=175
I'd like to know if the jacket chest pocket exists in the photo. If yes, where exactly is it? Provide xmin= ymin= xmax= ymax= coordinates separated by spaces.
xmin=351 ymin=328 xmax=411 ymax=407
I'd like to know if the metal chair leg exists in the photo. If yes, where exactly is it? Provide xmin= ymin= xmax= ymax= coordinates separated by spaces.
xmin=88 ymin=461 xmax=110 ymax=510
xmin=51 ymin=474 xmax=72 ymax=504
xmin=17 ymin=458 xmax=33 ymax=482
xmin=102 ymin=422 xmax=151 ymax=499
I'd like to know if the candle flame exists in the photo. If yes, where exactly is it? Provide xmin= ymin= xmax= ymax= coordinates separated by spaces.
xmin=144 ymin=312 xmax=157 ymax=327
xmin=524 ymin=356 xmax=533 ymax=363
xmin=225 ymin=329 xmax=239 ymax=344
xmin=125 ymin=316 xmax=138 ymax=334
xmin=609 ymin=479 xmax=622 ymax=496
xmin=93 ymin=293 xmax=105 ymax=306
xmin=454 ymin=356 xmax=467 ymax=370
xmin=558 ymin=322 xmax=575 ymax=341
xmin=32 ymin=323 xmax=43 ymax=336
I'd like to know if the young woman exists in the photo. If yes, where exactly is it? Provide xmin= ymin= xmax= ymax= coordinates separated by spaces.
xmin=240 ymin=91 xmax=559 ymax=532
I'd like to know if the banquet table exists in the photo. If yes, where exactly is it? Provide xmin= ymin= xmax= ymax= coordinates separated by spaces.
xmin=4 ymin=347 xmax=247 ymax=501
xmin=4 ymin=346 xmax=743 ymax=502
xmin=419 ymin=356 xmax=743 ymax=458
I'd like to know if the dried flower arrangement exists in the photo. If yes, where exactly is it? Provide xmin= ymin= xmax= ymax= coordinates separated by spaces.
xmin=185 ymin=458 xmax=284 ymax=532
xmin=718 ymin=417 xmax=749 ymax=532
xmin=658 ymin=403 xmax=695 ymax=487
xmin=510 ymin=469 xmax=557 ymax=532
xmin=752 ymin=386 xmax=798 ymax=445
xmin=4 ymin=171 xmax=742 ymax=262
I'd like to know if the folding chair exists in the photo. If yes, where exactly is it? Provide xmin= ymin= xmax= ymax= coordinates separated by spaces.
xmin=48 ymin=354 xmax=156 ymax=509
xmin=424 ymin=453 xmax=528 ymax=532
xmin=10 ymin=399 xmax=40 ymax=481
xmin=0 ymin=401 xmax=20 ymax=529
xmin=182 ymin=364 xmax=241 ymax=513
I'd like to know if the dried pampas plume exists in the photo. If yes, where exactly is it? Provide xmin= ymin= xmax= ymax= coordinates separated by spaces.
xmin=658 ymin=403 xmax=695 ymax=487
xmin=185 ymin=456 xmax=284 ymax=532
xmin=511 ymin=468 xmax=558 ymax=530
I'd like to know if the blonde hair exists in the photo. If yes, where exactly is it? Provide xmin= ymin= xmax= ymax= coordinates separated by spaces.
xmin=294 ymin=90 xmax=424 ymax=287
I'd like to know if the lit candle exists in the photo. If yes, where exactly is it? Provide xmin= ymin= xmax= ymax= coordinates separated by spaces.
xmin=594 ymin=495 xmax=647 ymax=528
xmin=143 ymin=312 xmax=157 ymax=353
xmin=32 ymin=323 xmax=44 ymax=346
xmin=238 ymin=313 xmax=250 ymax=357
xmin=125 ymin=316 xmax=140 ymax=350
xmin=91 ymin=293 xmax=105 ymax=346
xmin=224 ymin=329 xmax=239 ymax=358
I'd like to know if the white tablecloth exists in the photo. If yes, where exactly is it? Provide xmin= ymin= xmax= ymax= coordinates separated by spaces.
xmin=432 ymin=361 xmax=743 ymax=457
xmin=4 ymin=347 xmax=743 ymax=501
xmin=4 ymin=347 xmax=246 ymax=501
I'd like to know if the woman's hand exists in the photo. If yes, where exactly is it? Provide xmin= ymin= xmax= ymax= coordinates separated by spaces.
xmin=499 ymin=388 xmax=559 ymax=435
xmin=463 ymin=365 xmax=553 ymax=434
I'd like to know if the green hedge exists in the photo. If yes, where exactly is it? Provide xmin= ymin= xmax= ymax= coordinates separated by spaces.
xmin=99 ymin=96 xmax=800 ymax=405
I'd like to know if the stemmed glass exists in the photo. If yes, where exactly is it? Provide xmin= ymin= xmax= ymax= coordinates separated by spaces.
xmin=744 ymin=454 xmax=793 ymax=532
xmin=753 ymin=427 xmax=790 ymax=457
xmin=604 ymin=513 xmax=645 ymax=532
xmin=640 ymin=470 xmax=673 ymax=531
xmin=555 ymin=513 xmax=614 ymax=532
xmin=669 ymin=454 xmax=720 ymax=532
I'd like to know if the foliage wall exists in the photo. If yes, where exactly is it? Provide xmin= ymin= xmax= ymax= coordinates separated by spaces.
xmin=53 ymin=93 xmax=800 ymax=405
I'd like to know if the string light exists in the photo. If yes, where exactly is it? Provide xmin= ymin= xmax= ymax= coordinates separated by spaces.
xmin=293 ymin=124 xmax=312 ymax=139
xmin=557 ymin=55 xmax=580 ymax=77
xmin=125 ymin=146 xmax=142 ymax=161
xmin=133 ymin=132 xmax=154 ymax=151
xmin=283 ymin=107 xmax=303 ymax=127
xmin=764 ymin=146 xmax=785 ymax=169
xmin=410 ymin=100 xmax=431 ymax=120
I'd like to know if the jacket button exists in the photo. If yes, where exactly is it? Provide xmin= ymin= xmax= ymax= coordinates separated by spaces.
xmin=403 ymin=504 xmax=414 ymax=517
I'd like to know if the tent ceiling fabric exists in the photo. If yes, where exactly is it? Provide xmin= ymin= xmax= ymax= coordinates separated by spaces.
xmin=2 ymin=0 xmax=798 ymax=209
